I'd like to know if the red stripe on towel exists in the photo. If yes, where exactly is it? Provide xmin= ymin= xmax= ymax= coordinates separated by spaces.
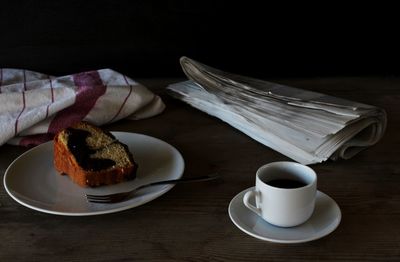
xmin=19 ymin=133 xmax=54 ymax=147
xmin=23 ymin=70 xmax=27 ymax=91
xmin=15 ymin=92 xmax=26 ymax=136
xmin=45 ymin=76 xmax=54 ymax=118
xmin=48 ymin=70 xmax=106 ymax=134
xmin=107 ymin=74 xmax=133 ymax=123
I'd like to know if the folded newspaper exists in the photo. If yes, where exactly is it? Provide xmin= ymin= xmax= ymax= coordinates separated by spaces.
xmin=167 ymin=57 xmax=387 ymax=165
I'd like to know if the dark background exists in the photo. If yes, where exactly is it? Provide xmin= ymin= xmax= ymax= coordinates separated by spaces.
xmin=0 ymin=1 xmax=398 ymax=79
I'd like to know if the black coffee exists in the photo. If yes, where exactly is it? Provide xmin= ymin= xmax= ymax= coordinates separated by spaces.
xmin=267 ymin=179 xmax=307 ymax=189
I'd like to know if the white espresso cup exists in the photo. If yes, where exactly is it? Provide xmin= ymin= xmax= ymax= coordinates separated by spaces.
xmin=243 ymin=161 xmax=317 ymax=227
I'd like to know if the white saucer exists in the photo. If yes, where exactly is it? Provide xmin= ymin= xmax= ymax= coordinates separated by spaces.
xmin=228 ymin=187 xmax=341 ymax=243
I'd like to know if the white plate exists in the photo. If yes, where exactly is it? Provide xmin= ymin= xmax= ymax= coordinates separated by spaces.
xmin=3 ymin=132 xmax=184 ymax=216
xmin=229 ymin=187 xmax=341 ymax=243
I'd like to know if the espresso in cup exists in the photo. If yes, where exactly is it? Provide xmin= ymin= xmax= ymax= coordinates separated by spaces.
xmin=243 ymin=161 xmax=317 ymax=227
xmin=266 ymin=178 xmax=307 ymax=189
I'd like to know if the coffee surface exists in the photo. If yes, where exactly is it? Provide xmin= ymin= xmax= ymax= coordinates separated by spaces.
xmin=266 ymin=179 xmax=307 ymax=189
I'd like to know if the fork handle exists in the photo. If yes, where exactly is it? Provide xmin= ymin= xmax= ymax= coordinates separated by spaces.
xmin=138 ymin=173 xmax=220 ymax=190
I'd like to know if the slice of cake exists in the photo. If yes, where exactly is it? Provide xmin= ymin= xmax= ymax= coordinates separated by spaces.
xmin=54 ymin=122 xmax=137 ymax=187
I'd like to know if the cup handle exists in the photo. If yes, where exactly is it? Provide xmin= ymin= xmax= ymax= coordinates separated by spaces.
xmin=243 ymin=189 xmax=261 ymax=216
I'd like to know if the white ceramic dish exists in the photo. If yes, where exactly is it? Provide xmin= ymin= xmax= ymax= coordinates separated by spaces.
xmin=229 ymin=187 xmax=341 ymax=243
xmin=3 ymin=132 xmax=184 ymax=216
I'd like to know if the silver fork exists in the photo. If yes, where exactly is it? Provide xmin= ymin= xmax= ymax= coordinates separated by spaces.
xmin=86 ymin=173 xmax=220 ymax=203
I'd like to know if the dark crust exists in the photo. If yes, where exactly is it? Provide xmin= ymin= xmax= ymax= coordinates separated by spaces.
xmin=104 ymin=130 xmax=116 ymax=140
xmin=119 ymin=141 xmax=138 ymax=178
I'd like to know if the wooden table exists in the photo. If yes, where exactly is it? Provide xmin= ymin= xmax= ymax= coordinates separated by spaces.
xmin=1 ymin=77 xmax=399 ymax=261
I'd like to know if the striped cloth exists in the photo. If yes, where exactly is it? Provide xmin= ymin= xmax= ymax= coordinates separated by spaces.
xmin=0 ymin=68 xmax=165 ymax=146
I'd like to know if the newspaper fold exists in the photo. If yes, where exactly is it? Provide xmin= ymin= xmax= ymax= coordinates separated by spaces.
xmin=167 ymin=57 xmax=386 ymax=165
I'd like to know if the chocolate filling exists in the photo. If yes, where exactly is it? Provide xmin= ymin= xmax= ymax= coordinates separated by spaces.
xmin=66 ymin=128 xmax=116 ymax=171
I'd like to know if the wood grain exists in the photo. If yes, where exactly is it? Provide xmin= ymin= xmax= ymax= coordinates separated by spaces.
xmin=0 ymin=77 xmax=399 ymax=261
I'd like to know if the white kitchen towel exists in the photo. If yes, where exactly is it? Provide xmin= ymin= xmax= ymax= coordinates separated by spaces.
xmin=0 ymin=68 xmax=165 ymax=146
